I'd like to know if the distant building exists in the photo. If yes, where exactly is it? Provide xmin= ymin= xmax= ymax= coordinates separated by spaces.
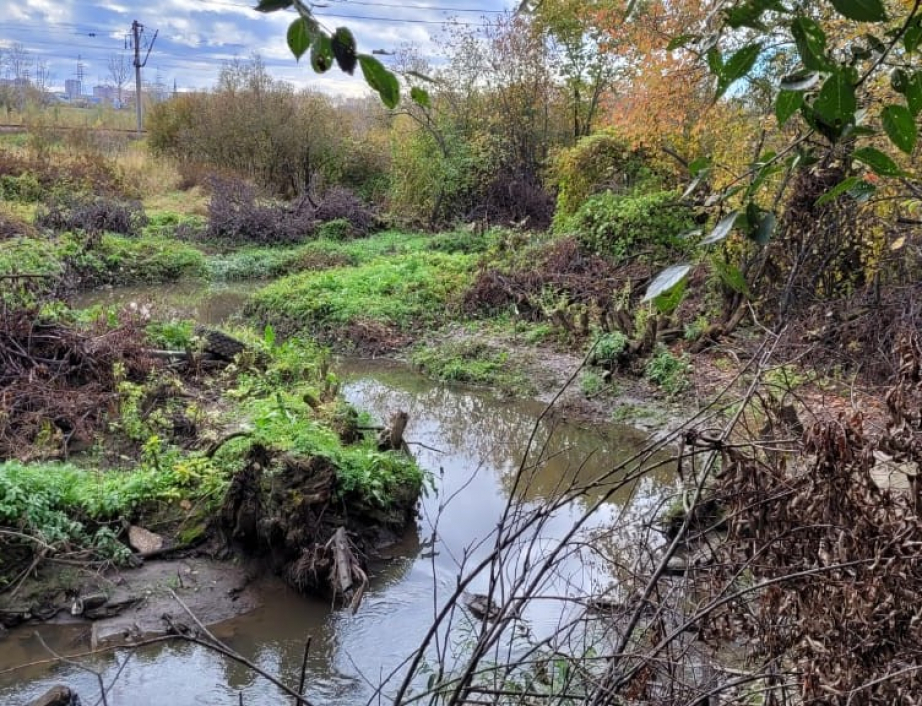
xmin=64 ymin=79 xmax=82 ymax=100
xmin=93 ymin=85 xmax=116 ymax=103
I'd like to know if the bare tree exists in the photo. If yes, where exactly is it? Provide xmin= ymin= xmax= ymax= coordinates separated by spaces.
xmin=33 ymin=59 xmax=52 ymax=105
xmin=107 ymin=52 xmax=130 ymax=106
xmin=6 ymin=43 xmax=31 ymax=110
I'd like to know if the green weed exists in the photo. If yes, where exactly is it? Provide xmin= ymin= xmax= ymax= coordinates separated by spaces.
xmin=411 ymin=340 xmax=534 ymax=396
xmin=248 ymin=250 xmax=475 ymax=341
xmin=579 ymin=369 xmax=606 ymax=397
xmin=644 ymin=345 xmax=692 ymax=398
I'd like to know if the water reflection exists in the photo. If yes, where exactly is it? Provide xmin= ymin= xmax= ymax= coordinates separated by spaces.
xmin=69 ymin=280 xmax=263 ymax=326
xmin=0 ymin=360 xmax=674 ymax=705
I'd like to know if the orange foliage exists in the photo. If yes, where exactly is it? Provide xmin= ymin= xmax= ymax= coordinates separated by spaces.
xmin=593 ymin=0 xmax=718 ymax=153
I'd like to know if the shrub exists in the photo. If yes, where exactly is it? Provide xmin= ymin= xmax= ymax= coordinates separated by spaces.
xmin=62 ymin=233 xmax=207 ymax=286
xmin=644 ymin=345 xmax=691 ymax=397
xmin=315 ymin=186 xmax=378 ymax=236
xmin=427 ymin=228 xmax=494 ymax=254
xmin=316 ymin=218 xmax=354 ymax=241
xmin=35 ymin=193 xmax=148 ymax=236
xmin=477 ymin=167 xmax=555 ymax=231
xmin=589 ymin=330 xmax=629 ymax=367
xmin=205 ymin=177 xmax=316 ymax=245
xmin=570 ymin=190 xmax=694 ymax=264
xmin=552 ymin=130 xmax=660 ymax=220
xmin=248 ymin=251 xmax=474 ymax=342
xmin=0 ymin=172 xmax=43 ymax=202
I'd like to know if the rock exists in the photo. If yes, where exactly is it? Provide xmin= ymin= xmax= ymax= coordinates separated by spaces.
xmin=128 ymin=525 xmax=164 ymax=555
xmin=194 ymin=326 xmax=247 ymax=361
xmin=71 ymin=593 xmax=108 ymax=617
xmin=26 ymin=685 xmax=81 ymax=706
xmin=463 ymin=592 xmax=501 ymax=621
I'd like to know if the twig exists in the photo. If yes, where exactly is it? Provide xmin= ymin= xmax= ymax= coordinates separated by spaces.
xmin=167 ymin=589 xmax=316 ymax=706
xmin=295 ymin=637 xmax=312 ymax=706
xmin=34 ymin=631 xmax=108 ymax=706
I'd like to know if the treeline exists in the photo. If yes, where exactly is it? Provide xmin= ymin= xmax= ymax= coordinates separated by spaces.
xmin=145 ymin=15 xmax=660 ymax=232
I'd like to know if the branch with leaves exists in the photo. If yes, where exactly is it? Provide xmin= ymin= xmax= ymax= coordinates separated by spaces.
xmin=255 ymin=0 xmax=429 ymax=109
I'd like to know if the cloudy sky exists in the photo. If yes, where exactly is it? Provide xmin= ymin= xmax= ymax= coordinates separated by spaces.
xmin=0 ymin=0 xmax=512 ymax=97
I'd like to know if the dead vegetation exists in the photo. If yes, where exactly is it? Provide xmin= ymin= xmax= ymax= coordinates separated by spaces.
xmin=0 ymin=298 xmax=158 ymax=461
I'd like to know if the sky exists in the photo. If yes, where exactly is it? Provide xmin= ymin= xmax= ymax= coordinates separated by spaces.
xmin=0 ymin=0 xmax=513 ymax=98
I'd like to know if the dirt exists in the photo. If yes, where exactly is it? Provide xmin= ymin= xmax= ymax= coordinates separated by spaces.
xmin=0 ymin=554 xmax=265 ymax=648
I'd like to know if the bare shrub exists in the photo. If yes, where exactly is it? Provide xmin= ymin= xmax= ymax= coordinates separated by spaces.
xmin=475 ymin=168 xmax=555 ymax=230
xmin=35 ymin=193 xmax=147 ymax=236
xmin=314 ymin=186 xmax=379 ymax=237
xmin=205 ymin=177 xmax=317 ymax=245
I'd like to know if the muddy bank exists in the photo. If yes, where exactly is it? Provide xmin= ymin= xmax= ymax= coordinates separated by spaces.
xmin=0 ymin=556 xmax=263 ymax=648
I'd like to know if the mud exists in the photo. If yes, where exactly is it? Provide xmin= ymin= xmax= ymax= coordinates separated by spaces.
xmin=0 ymin=556 xmax=264 ymax=648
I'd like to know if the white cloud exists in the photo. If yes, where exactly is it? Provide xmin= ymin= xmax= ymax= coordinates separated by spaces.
xmin=0 ymin=0 xmax=512 ymax=94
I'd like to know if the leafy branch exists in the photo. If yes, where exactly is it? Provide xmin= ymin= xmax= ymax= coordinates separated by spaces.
xmin=255 ymin=0 xmax=429 ymax=109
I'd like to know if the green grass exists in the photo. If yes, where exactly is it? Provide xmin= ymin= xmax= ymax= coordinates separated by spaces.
xmin=0 ymin=232 xmax=207 ymax=288
xmin=248 ymin=248 xmax=476 ymax=341
xmin=411 ymin=339 xmax=534 ymax=396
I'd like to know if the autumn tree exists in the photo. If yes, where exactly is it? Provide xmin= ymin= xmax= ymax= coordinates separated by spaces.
xmin=532 ymin=0 xmax=620 ymax=139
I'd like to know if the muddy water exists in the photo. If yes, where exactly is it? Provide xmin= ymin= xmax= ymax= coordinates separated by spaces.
xmin=0 ymin=285 xmax=675 ymax=705
xmin=68 ymin=280 xmax=263 ymax=326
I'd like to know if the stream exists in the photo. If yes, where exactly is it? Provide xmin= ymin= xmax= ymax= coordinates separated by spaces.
xmin=0 ymin=283 xmax=675 ymax=705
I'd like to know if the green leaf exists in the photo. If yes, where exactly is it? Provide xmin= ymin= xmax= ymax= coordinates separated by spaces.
xmin=653 ymin=277 xmax=686 ymax=314
xmin=712 ymin=257 xmax=751 ymax=296
xmin=791 ymin=16 xmax=828 ymax=70
xmin=751 ymin=210 xmax=775 ymax=245
xmin=849 ymin=180 xmax=877 ymax=202
xmin=776 ymin=89 xmax=804 ymax=126
xmin=287 ymin=18 xmax=312 ymax=60
xmin=716 ymin=43 xmax=762 ymax=98
xmin=688 ymin=156 xmax=712 ymax=177
xmin=800 ymin=103 xmax=848 ymax=142
xmin=667 ymin=34 xmax=698 ymax=50
xmin=747 ymin=159 xmax=783 ymax=197
xmin=853 ymin=146 xmax=903 ymax=176
xmin=724 ymin=0 xmax=786 ymax=29
xmin=359 ymin=54 xmax=400 ymax=109
xmin=410 ymin=86 xmax=431 ymax=108
xmin=815 ymin=176 xmax=862 ymax=206
xmin=332 ymin=27 xmax=357 ymax=74
xmin=829 ymin=0 xmax=887 ymax=22
xmin=701 ymin=210 xmax=740 ymax=245
xmin=812 ymin=71 xmax=856 ymax=126
xmin=310 ymin=33 xmax=334 ymax=73
xmin=881 ymin=104 xmax=917 ymax=154
xmin=254 ymin=0 xmax=292 ymax=11
xmin=905 ymin=72 xmax=922 ymax=116
xmin=681 ymin=175 xmax=704 ymax=200
xmin=642 ymin=264 xmax=692 ymax=303
xmin=779 ymin=70 xmax=820 ymax=91
xmin=706 ymin=48 xmax=723 ymax=74
xmin=904 ymin=17 xmax=922 ymax=53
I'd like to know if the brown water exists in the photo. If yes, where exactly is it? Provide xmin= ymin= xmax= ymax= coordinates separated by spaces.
xmin=0 ymin=285 xmax=675 ymax=705
xmin=68 ymin=280 xmax=263 ymax=327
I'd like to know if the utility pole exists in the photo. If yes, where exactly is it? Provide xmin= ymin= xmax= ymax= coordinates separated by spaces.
xmin=130 ymin=19 xmax=157 ymax=135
